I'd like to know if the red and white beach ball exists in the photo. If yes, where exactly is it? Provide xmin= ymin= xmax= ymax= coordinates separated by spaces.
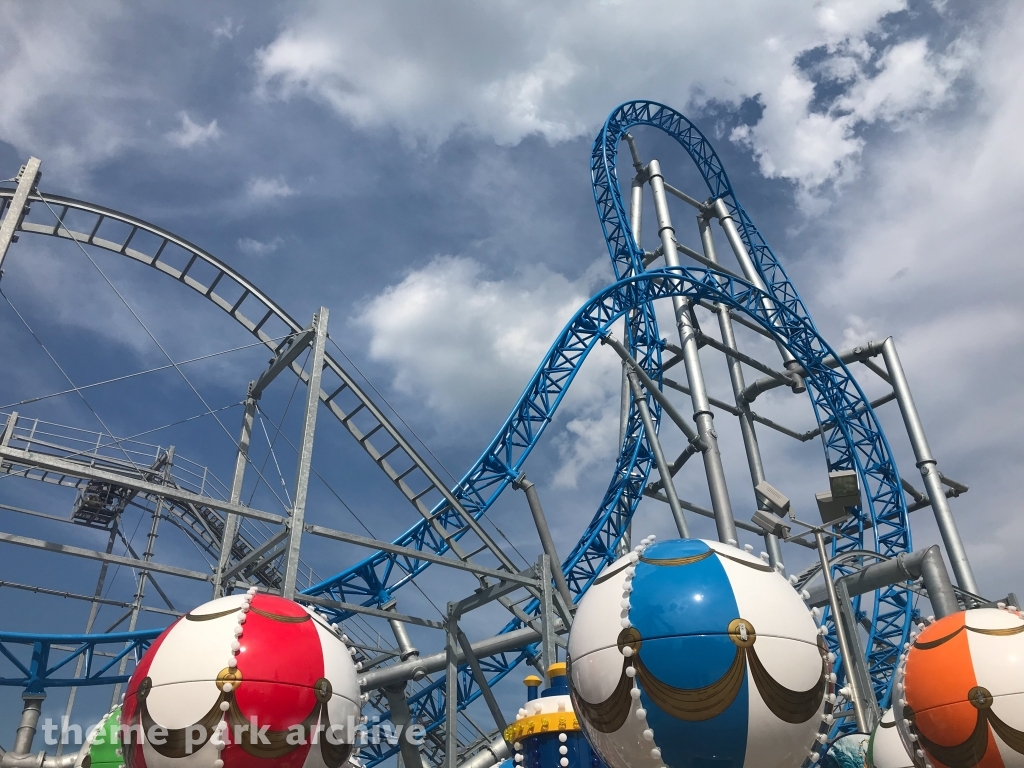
xmin=121 ymin=590 xmax=362 ymax=768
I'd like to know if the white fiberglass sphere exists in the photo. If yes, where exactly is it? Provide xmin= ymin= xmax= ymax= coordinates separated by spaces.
xmin=866 ymin=709 xmax=913 ymax=768
xmin=893 ymin=606 xmax=1024 ymax=768
xmin=121 ymin=591 xmax=361 ymax=768
xmin=568 ymin=537 xmax=831 ymax=768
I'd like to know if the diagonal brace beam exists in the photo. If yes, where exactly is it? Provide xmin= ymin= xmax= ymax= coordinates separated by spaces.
xmin=250 ymin=327 xmax=316 ymax=399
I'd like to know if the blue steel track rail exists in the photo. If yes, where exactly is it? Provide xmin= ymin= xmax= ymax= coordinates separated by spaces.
xmin=0 ymin=101 xmax=912 ymax=757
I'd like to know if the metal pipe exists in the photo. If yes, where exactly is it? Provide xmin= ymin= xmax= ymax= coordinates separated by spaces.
xmin=457 ymin=735 xmax=509 ymax=768
xmin=805 ymin=545 xmax=959 ymax=618
xmin=699 ymin=214 xmax=783 ymax=570
xmin=383 ymin=685 xmax=424 ymax=768
xmin=385 ymin=601 xmax=420 ymax=661
xmin=918 ymin=547 xmax=959 ymax=619
xmin=11 ymin=695 xmax=43 ymax=757
xmin=815 ymin=531 xmax=870 ymax=732
xmin=628 ymin=372 xmax=689 ymax=538
xmin=881 ymin=337 xmax=978 ymax=594
xmin=512 ymin=475 xmax=573 ymax=607
xmin=601 ymin=335 xmax=699 ymax=444
xmin=710 ymin=198 xmax=800 ymax=375
xmin=283 ymin=307 xmax=329 ymax=596
xmin=361 ymin=626 xmax=546 ymax=691
xmin=740 ymin=340 xmax=887 ymax=405
xmin=648 ymin=160 xmax=736 ymax=543
xmin=630 ymin=178 xmax=644 ymax=250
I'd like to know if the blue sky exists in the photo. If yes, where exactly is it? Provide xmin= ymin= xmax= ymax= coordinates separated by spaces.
xmin=2 ymin=0 xmax=1023 ymax=749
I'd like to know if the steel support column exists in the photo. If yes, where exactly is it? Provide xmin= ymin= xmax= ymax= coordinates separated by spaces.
xmin=382 ymin=598 xmax=423 ymax=768
xmin=881 ymin=338 xmax=978 ymax=594
xmin=648 ymin=159 xmax=736 ymax=543
xmin=627 ymin=372 xmax=689 ymax=538
xmin=617 ymin=171 xmax=644 ymax=558
xmin=815 ymin=531 xmax=870 ymax=732
xmin=445 ymin=607 xmax=460 ymax=768
xmin=214 ymin=394 xmax=257 ymax=597
xmin=383 ymin=685 xmax=424 ymax=768
xmin=512 ymin=474 xmax=573 ymax=607
xmin=56 ymin=526 xmax=118 ymax=756
xmin=538 ymin=554 xmax=556 ymax=674
xmin=283 ymin=308 xmax=329 ymax=597
xmin=111 ymin=453 xmax=168 ymax=708
xmin=710 ymin=198 xmax=801 ymax=376
xmin=615 ymin=359 xmax=632 ymax=559
xmin=9 ymin=694 xmax=44 ymax=758
xmin=0 ymin=157 xmax=41 ymax=278
xmin=698 ymin=214 xmax=783 ymax=569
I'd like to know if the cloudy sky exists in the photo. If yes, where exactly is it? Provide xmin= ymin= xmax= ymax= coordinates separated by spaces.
xmin=1 ymin=0 xmax=1023 ymax=742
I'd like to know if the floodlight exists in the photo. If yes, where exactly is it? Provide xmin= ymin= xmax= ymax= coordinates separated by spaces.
xmin=754 ymin=480 xmax=791 ymax=515
xmin=751 ymin=507 xmax=791 ymax=538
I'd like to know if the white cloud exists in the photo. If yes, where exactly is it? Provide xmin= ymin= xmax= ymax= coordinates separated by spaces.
xmin=732 ymin=36 xmax=971 ymax=211
xmin=355 ymin=254 xmax=629 ymax=481
xmin=255 ymin=0 xmax=968 ymax=205
xmin=246 ymin=176 xmax=296 ymax=200
xmin=798 ymin=4 xmax=1024 ymax=594
xmin=552 ymin=407 xmax=620 ymax=489
xmin=213 ymin=16 xmax=241 ymax=40
xmin=355 ymin=255 xmax=610 ymax=415
xmin=166 ymin=111 xmax=221 ymax=148
xmin=237 ymin=236 xmax=284 ymax=256
xmin=0 ymin=3 xmax=135 ymax=178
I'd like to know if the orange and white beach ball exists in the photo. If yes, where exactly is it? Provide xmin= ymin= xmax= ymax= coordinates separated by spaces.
xmin=893 ymin=606 xmax=1024 ymax=768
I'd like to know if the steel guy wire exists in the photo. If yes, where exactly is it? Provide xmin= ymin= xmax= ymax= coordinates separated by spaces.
xmin=326 ymin=336 xmax=531 ymax=569
xmin=256 ymin=408 xmax=293 ymax=508
xmin=38 ymin=195 xmax=289 ymax=512
xmin=100 ymin=505 xmax=149 ymax=603
xmin=327 ymin=336 xmax=460 ymax=484
xmin=254 ymin=402 xmax=445 ymax=619
xmin=0 ymin=334 xmax=291 ymax=410
xmin=246 ymin=348 xmax=306 ymax=508
xmin=0 ymin=285 xmax=147 ymax=476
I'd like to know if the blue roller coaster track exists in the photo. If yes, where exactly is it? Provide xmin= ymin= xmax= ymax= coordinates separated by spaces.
xmin=0 ymin=101 xmax=912 ymax=759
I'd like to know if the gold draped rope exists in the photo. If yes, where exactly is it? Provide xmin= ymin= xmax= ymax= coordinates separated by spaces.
xmin=570 ymin=621 xmax=826 ymax=733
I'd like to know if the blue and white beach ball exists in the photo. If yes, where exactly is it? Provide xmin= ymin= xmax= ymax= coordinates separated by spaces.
xmin=567 ymin=537 xmax=831 ymax=768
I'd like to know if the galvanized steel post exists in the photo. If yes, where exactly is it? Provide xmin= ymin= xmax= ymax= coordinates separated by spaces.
xmin=214 ymin=393 xmax=258 ymax=596
xmin=881 ymin=338 xmax=978 ymax=594
xmin=648 ymin=159 xmax=736 ymax=544
xmin=815 ymin=531 xmax=870 ymax=732
xmin=698 ymin=214 xmax=783 ymax=569
xmin=283 ymin=307 xmax=329 ymax=596
xmin=627 ymin=371 xmax=689 ymax=538
xmin=0 ymin=157 xmax=41 ymax=278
